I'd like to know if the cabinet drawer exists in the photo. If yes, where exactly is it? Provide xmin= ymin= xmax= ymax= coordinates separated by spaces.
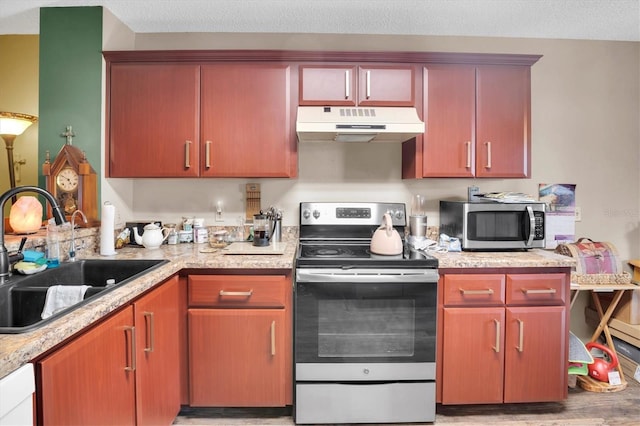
xmin=189 ymin=275 xmax=288 ymax=308
xmin=506 ymin=273 xmax=567 ymax=305
xmin=443 ymin=274 xmax=505 ymax=306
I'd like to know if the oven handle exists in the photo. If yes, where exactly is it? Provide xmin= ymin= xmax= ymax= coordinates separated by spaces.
xmin=296 ymin=268 xmax=439 ymax=283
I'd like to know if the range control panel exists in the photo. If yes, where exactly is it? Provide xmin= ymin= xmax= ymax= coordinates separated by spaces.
xmin=300 ymin=202 xmax=406 ymax=226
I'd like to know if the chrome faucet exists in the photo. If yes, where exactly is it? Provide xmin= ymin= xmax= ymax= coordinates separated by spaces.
xmin=0 ymin=186 xmax=67 ymax=283
xmin=69 ymin=210 xmax=87 ymax=262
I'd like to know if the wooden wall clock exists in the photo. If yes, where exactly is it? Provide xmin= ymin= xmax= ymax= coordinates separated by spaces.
xmin=43 ymin=139 xmax=99 ymax=226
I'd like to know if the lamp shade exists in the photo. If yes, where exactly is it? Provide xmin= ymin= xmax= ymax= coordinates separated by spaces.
xmin=9 ymin=196 xmax=43 ymax=234
xmin=0 ymin=112 xmax=38 ymax=136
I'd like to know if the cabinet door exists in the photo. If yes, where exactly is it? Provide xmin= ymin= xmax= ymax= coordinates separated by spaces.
xmin=299 ymin=65 xmax=357 ymax=105
xmin=358 ymin=65 xmax=415 ymax=106
xmin=422 ymin=65 xmax=476 ymax=177
xmin=189 ymin=309 xmax=287 ymax=406
xmin=475 ymin=65 xmax=531 ymax=178
xmin=200 ymin=63 xmax=296 ymax=177
xmin=504 ymin=306 xmax=567 ymax=403
xmin=441 ymin=307 xmax=505 ymax=404
xmin=108 ymin=63 xmax=200 ymax=177
xmin=134 ymin=276 xmax=181 ymax=426
xmin=38 ymin=306 xmax=136 ymax=425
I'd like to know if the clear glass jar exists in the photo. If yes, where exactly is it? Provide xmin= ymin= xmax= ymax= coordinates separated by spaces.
xmin=166 ymin=223 xmax=178 ymax=245
xmin=46 ymin=218 xmax=60 ymax=268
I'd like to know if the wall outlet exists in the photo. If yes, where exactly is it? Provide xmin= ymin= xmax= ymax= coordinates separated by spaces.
xmin=575 ymin=206 xmax=582 ymax=222
xmin=215 ymin=201 xmax=224 ymax=222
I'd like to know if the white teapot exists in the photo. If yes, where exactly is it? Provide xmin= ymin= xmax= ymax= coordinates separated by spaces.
xmin=132 ymin=223 xmax=169 ymax=249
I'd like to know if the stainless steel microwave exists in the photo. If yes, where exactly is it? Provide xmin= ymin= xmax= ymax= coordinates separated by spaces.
xmin=439 ymin=200 xmax=545 ymax=251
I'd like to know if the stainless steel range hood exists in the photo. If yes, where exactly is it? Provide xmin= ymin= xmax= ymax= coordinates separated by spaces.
xmin=296 ymin=106 xmax=424 ymax=143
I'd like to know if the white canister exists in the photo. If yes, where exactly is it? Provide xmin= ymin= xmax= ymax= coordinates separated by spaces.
xmin=178 ymin=230 xmax=193 ymax=243
xmin=193 ymin=226 xmax=208 ymax=244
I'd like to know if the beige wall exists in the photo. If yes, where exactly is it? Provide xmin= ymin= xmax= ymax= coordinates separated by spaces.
xmin=0 ymin=35 xmax=39 ymax=215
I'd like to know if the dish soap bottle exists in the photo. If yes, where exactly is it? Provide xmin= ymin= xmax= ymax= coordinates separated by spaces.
xmin=46 ymin=218 xmax=60 ymax=268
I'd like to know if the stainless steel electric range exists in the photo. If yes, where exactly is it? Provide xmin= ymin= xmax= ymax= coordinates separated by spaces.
xmin=294 ymin=202 xmax=439 ymax=425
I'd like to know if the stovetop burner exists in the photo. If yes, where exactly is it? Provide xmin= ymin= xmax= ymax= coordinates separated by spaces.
xmin=302 ymin=244 xmax=373 ymax=259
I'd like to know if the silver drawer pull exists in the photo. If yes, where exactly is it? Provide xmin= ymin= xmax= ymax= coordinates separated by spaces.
xmin=460 ymin=288 xmax=494 ymax=295
xmin=521 ymin=288 xmax=556 ymax=294
xmin=219 ymin=290 xmax=253 ymax=297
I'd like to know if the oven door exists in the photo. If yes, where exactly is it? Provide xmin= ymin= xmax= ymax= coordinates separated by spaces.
xmin=295 ymin=268 xmax=438 ymax=379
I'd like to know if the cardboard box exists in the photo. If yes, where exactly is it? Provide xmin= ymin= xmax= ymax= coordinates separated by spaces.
xmin=618 ymin=353 xmax=640 ymax=384
xmin=630 ymin=259 xmax=640 ymax=283
xmin=589 ymin=286 xmax=640 ymax=325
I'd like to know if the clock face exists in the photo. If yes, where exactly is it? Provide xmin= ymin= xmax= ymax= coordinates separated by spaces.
xmin=56 ymin=167 xmax=79 ymax=192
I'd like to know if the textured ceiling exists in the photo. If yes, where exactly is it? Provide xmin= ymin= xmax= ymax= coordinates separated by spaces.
xmin=1 ymin=0 xmax=639 ymax=41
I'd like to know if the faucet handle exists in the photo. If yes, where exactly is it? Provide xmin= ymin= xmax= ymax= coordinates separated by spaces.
xmin=8 ymin=237 xmax=27 ymax=266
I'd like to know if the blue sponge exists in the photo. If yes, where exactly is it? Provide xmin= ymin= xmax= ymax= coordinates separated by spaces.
xmin=23 ymin=250 xmax=44 ymax=262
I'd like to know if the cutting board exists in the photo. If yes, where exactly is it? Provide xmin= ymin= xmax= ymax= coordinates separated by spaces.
xmin=222 ymin=241 xmax=287 ymax=255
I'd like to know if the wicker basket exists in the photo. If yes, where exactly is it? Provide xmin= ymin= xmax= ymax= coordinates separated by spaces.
xmin=556 ymin=238 xmax=630 ymax=285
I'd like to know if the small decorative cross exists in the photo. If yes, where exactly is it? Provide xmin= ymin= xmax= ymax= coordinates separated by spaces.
xmin=61 ymin=125 xmax=75 ymax=145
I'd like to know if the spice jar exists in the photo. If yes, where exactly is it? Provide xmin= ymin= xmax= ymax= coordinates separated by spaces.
xmin=166 ymin=223 xmax=178 ymax=245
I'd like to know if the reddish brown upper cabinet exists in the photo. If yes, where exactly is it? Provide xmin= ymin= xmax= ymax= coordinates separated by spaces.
xmin=438 ymin=271 xmax=569 ymax=405
xmin=106 ymin=60 xmax=297 ymax=178
xmin=108 ymin=63 xmax=201 ymax=177
xmin=299 ymin=64 xmax=416 ymax=107
xmin=405 ymin=64 xmax=532 ymax=178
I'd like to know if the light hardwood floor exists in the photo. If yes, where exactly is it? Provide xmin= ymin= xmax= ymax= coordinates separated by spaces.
xmin=173 ymin=376 xmax=639 ymax=425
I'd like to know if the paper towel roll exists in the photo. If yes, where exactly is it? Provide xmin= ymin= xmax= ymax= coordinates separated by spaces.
xmin=100 ymin=202 xmax=116 ymax=256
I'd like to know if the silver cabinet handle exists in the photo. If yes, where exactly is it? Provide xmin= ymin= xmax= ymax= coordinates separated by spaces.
xmin=460 ymin=288 xmax=494 ymax=295
xmin=525 ymin=205 xmax=535 ymax=247
xmin=493 ymin=319 xmax=500 ymax=353
xmin=365 ymin=70 xmax=371 ymax=99
xmin=270 ymin=320 xmax=276 ymax=356
xmin=124 ymin=326 xmax=136 ymax=371
xmin=205 ymin=140 xmax=212 ymax=169
xmin=184 ymin=140 xmax=192 ymax=169
xmin=219 ymin=290 xmax=253 ymax=297
xmin=485 ymin=141 xmax=492 ymax=169
xmin=521 ymin=288 xmax=556 ymax=294
xmin=517 ymin=319 xmax=524 ymax=352
xmin=143 ymin=311 xmax=154 ymax=353
xmin=465 ymin=141 xmax=471 ymax=168
xmin=344 ymin=70 xmax=350 ymax=99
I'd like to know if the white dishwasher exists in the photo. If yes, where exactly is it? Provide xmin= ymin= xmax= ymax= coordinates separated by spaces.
xmin=0 ymin=364 xmax=34 ymax=426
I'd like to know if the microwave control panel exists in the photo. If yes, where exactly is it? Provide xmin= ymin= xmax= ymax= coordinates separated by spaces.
xmin=533 ymin=211 xmax=545 ymax=240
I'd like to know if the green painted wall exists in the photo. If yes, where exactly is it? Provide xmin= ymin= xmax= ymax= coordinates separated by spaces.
xmin=38 ymin=6 xmax=103 ymax=204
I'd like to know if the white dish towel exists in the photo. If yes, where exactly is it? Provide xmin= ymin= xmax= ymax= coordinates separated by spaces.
xmin=41 ymin=285 xmax=90 ymax=319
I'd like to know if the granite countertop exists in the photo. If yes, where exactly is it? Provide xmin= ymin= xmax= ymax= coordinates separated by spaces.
xmin=432 ymin=248 xmax=576 ymax=269
xmin=0 ymin=238 xmax=574 ymax=379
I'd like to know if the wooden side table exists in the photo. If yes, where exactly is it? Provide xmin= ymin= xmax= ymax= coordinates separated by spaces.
xmin=570 ymin=282 xmax=638 ymax=391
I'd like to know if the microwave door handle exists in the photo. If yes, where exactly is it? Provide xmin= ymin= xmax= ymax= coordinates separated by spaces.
xmin=525 ymin=205 xmax=535 ymax=247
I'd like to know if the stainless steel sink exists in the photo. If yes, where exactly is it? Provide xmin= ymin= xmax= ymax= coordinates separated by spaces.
xmin=0 ymin=259 xmax=168 ymax=334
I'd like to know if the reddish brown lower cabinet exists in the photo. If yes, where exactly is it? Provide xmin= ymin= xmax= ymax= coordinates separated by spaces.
xmin=134 ymin=275 xmax=181 ymax=425
xmin=438 ymin=271 xmax=569 ymax=405
xmin=36 ymin=275 xmax=181 ymax=425
xmin=187 ymin=274 xmax=292 ymax=407
xmin=37 ymin=306 xmax=136 ymax=425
